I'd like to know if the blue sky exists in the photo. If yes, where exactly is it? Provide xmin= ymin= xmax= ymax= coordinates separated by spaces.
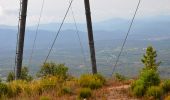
xmin=0 ymin=0 xmax=170 ymax=25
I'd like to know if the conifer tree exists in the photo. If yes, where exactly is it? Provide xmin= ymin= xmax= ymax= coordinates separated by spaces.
xmin=141 ymin=46 xmax=161 ymax=70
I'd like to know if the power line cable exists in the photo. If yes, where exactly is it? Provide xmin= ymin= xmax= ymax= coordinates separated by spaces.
xmin=44 ymin=0 xmax=74 ymax=63
xmin=28 ymin=0 xmax=45 ymax=67
xmin=70 ymin=6 xmax=87 ymax=67
xmin=111 ymin=0 xmax=142 ymax=76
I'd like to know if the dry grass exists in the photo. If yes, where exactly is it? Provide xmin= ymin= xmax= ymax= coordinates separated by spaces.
xmin=1 ymin=76 xmax=142 ymax=100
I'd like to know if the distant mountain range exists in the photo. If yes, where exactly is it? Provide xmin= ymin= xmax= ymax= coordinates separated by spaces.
xmin=1 ymin=15 xmax=170 ymax=32
xmin=0 ymin=15 xmax=170 ymax=49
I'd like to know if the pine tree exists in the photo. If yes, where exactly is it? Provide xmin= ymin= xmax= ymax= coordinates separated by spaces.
xmin=141 ymin=46 xmax=161 ymax=70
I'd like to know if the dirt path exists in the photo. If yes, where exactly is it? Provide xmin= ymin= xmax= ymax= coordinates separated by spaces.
xmin=106 ymin=84 xmax=139 ymax=100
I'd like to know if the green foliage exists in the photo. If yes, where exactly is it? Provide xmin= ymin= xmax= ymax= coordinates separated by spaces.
xmin=131 ymin=46 xmax=161 ymax=98
xmin=131 ymin=69 xmax=160 ymax=97
xmin=7 ymin=67 xmax=32 ymax=82
xmin=140 ymin=69 xmax=160 ymax=87
xmin=20 ymin=67 xmax=33 ymax=81
xmin=40 ymin=96 xmax=51 ymax=100
xmin=78 ymin=88 xmax=92 ymax=99
xmin=0 ymin=78 xmax=2 ymax=83
xmin=141 ymin=46 xmax=161 ymax=70
xmin=161 ymin=80 xmax=170 ymax=93
xmin=79 ymin=74 xmax=106 ymax=89
xmin=61 ymin=86 xmax=72 ymax=95
xmin=146 ymin=86 xmax=163 ymax=99
xmin=114 ymin=73 xmax=126 ymax=81
xmin=0 ymin=83 xmax=8 ymax=97
xmin=38 ymin=62 xmax=68 ymax=79
xmin=131 ymin=79 xmax=145 ymax=97
xmin=7 ymin=72 xmax=15 ymax=82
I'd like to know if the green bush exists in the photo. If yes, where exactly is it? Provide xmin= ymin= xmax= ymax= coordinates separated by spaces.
xmin=146 ymin=86 xmax=163 ymax=99
xmin=38 ymin=62 xmax=68 ymax=79
xmin=140 ymin=69 xmax=160 ymax=87
xmin=131 ymin=79 xmax=145 ymax=97
xmin=94 ymin=74 xmax=106 ymax=85
xmin=7 ymin=67 xmax=32 ymax=82
xmin=20 ymin=67 xmax=33 ymax=81
xmin=0 ymin=83 xmax=9 ymax=97
xmin=61 ymin=86 xmax=72 ymax=95
xmin=7 ymin=72 xmax=15 ymax=82
xmin=79 ymin=74 xmax=105 ymax=89
xmin=161 ymin=80 xmax=170 ymax=93
xmin=114 ymin=73 xmax=126 ymax=81
xmin=78 ymin=88 xmax=92 ymax=99
xmin=131 ymin=69 xmax=160 ymax=97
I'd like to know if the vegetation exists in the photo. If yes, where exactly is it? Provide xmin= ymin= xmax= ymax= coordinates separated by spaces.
xmin=40 ymin=96 xmax=51 ymax=100
xmin=79 ymin=74 xmax=106 ymax=89
xmin=37 ymin=62 xmax=69 ymax=79
xmin=146 ymin=86 xmax=163 ymax=99
xmin=0 ymin=62 xmax=107 ymax=99
xmin=7 ymin=67 xmax=32 ymax=82
xmin=114 ymin=73 xmax=126 ymax=81
xmin=0 ymin=83 xmax=8 ymax=97
xmin=7 ymin=72 xmax=15 ymax=82
xmin=78 ymin=88 xmax=92 ymax=99
xmin=131 ymin=46 xmax=162 ymax=98
xmin=161 ymin=80 xmax=170 ymax=93
xmin=141 ymin=46 xmax=161 ymax=70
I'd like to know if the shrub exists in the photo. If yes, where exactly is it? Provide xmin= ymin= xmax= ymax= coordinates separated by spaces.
xmin=94 ymin=74 xmax=106 ymax=85
xmin=40 ymin=76 xmax=60 ymax=91
xmin=78 ymin=88 xmax=92 ymax=99
xmin=61 ymin=86 xmax=72 ymax=95
xmin=7 ymin=67 xmax=32 ymax=82
xmin=7 ymin=72 xmax=15 ymax=82
xmin=146 ymin=86 xmax=163 ymax=99
xmin=131 ymin=79 xmax=145 ymax=97
xmin=0 ymin=83 xmax=8 ymax=97
xmin=131 ymin=69 xmax=160 ymax=97
xmin=140 ymin=69 xmax=160 ymax=87
xmin=38 ymin=62 xmax=68 ymax=79
xmin=20 ymin=67 xmax=33 ymax=81
xmin=161 ymin=80 xmax=170 ymax=93
xmin=7 ymin=80 xmax=29 ymax=97
xmin=114 ymin=73 xmax=126 ymax=81
xmin=79 ymin=74 xmax=105 ymax=89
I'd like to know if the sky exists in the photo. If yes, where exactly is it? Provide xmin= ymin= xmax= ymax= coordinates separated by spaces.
xmin=0 ymin=0 xmax=170 ymax=26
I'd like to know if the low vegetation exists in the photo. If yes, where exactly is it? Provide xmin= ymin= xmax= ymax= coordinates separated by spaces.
xmin=130 ymin=46 xmax=170 ymax=99
xmin=0 ymin=63 xmax=106 ymax=99
xmin=78 ymin=88 xmax=92 ymax=99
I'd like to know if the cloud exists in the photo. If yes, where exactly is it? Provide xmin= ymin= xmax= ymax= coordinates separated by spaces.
xmin=0 ymin=0 xmax=170 ymax=25
xmin=0 ymin=6 xmax=3 ymax=16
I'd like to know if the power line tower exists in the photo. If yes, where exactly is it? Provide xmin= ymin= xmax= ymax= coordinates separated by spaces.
xmin=84 ymin=0 xmax=97 ymax=74
xmin=16 ymin=0 xmax=28 ymax=79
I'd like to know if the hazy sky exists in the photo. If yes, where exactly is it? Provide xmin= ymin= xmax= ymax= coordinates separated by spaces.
xmin=0 ymin=0 xmax=170 ymax=26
